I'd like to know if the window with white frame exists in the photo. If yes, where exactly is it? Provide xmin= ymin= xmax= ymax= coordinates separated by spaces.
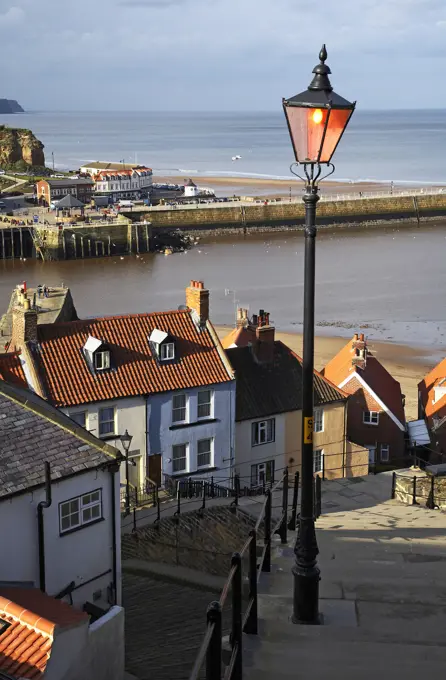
xmin=70 ymin=411 xmax=87 ymax=429
xmin=251 ymin=460 xmax=275 ymax=488
xmin=99 ymin=406 xmax=116 ymax=436
xmin=160 ymin=342 xmax=175 ymax=360
xmin=172 ymin=443 xmax=187 ymax=473
xmin=380 ymin=444 xmax=390 ymax=462
xmin=59 ymin=489 xmax=102 ymax=534
xmin=197 ymin=390 xmax=212 ymax=419
xmin=94 ymin=350 xmax=110 ymax=370
xmin=252 ymin=418 xmax=275 ymax=446
xmin=313 ymin=449 xmax=323 ymax=474
xmin=172 ymin=394 xmax=187 ymax=423
xmin=197 ymin=438 xmax=212 ymax=468
xmin=363 ymin=410 xmax=379 ymax=425
xmin=314 ymin=408 xmax=324 ymax=433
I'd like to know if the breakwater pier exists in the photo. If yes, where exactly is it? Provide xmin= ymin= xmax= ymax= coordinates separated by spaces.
xmin=1 ymin=188 xmax=446 ymax=260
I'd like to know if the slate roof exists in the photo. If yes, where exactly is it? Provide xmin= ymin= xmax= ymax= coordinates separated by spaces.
xmin=226 ymin=341 xmax=346 ymax=421
xmin=34 ymin=311 xmax=233 ymax=408
xmin=0 ymin=588 xmax=88 ymax=679
xmin=323 ymin=335 xmax=406 ymax=426
xmin=0 ymin=352 xmax=27 ymax=388
xmin=0 ymin=380 xmax=118 ymax=500
xmin=55 ymin=193 xmax=85 ymax=208
xmin=418 ymin=356 xmax=446 ymax=426
xmin=45 ymin=178 xmax=94 ymax=188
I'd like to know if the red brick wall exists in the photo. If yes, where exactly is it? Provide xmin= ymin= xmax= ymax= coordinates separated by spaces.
xmin=343 ymin=376 xmax=405 ymax=462
xmin=36 ymin=180 xmax=50 ymax=206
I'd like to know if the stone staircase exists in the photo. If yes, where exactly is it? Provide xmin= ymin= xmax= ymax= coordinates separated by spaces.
xmin=243 ymin=480 xmax=446 ymax=680
xmin=122 ymin=505 xmax=261 ymax=576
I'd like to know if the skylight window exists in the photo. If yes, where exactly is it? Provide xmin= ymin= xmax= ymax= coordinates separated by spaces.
xmin=149 ymin=329 xmax=175 ymax=361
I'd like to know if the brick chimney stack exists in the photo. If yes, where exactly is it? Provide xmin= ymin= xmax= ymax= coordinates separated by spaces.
xmin=11 ymin=293 xmax=38 ymax=351
xmin=351 ymin=333 xmax=367 ymax=370
xmin=252 ymin=309 xmax=275 ymax=363
xmin=186 ymin=280 xmax=209 ymax=326
xmin=236 ymin=308 xmax=249 ymax=328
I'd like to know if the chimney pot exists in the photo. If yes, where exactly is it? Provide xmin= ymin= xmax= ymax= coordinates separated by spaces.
xmin=359 ymin=333 xmax=365 ymax=341
xmin=354 ymin=333 xmax=358 ymax=341
xmin=23 ymin=298 xmax=31 ymax=311
xmin=185 ymin=280 xmax=209 ymax=326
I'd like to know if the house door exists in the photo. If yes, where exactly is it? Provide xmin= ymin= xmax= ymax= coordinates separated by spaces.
xmin=148 ymin=454 xmax=162 ymax=487
xmin=367 ymin=446 xmax=376 ymax=465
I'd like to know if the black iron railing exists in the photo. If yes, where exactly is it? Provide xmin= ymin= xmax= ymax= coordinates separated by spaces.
xmin=391 ymin=469 xmax=440 ymax=510
xmin=188 ymin=469 xmax=303 ymax=680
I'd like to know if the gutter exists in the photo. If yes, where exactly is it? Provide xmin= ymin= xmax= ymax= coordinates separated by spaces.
xmin=37 ymin=462 xmax=52 ymax=592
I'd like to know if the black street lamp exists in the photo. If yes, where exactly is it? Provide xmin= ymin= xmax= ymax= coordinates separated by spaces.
xmin=283 ymin=45 xmax=355 ymax=624
xmin=120 ymin=429 xmax=133 ymax=516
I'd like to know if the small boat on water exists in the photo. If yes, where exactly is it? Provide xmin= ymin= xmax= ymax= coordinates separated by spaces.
xmin=231 ymin=155 xmax=242 ymax=161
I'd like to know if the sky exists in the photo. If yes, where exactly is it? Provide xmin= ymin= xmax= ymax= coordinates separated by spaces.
xmin=1 ymin=0 xmax=446 ymax=111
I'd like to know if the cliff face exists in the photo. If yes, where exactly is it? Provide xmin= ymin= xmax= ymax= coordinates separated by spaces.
xmin=0 ymin=125 xmax=45 ymax=169
xmin=0 ymin=99 xmax=24 ymax=113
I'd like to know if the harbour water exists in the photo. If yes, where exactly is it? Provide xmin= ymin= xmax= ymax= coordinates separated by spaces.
xmin=1 ymin=109 xmax=446 ymax=185
xmin=1 ymin=222 xmax=446 ymax=353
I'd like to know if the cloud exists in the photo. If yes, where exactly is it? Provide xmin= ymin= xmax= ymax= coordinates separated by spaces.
xmin=0 ymin=6 xmax=24 ymax=26
xmin=0 ymin=0 xmax=446 ymax=110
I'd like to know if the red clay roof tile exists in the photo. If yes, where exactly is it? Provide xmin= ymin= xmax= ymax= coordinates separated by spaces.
xmin=0 ymin=352 xmax=27 ymax=389
xmin=418 ymin=356 xmax=446 ymax=424
xmin=35 ymin=310 xmax=232 ymax=407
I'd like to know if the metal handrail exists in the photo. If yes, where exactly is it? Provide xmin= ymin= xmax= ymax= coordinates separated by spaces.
xmin=188 ymin=468 xmax=295 ymax=680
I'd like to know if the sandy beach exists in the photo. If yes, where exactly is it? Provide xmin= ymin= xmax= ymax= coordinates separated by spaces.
xmin=153 ymin=174 xmax=423 ymax=199
xmin=215 ymin=327 xmax=435 ymax=421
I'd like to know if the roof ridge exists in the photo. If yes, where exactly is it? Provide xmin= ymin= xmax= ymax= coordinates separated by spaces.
xmin=37 ymin=308 xmax=189 ymax=331
xmin=278 ymin=341 xmax=348 ymax=399
xmin=0 ymin=596 xmax=54 ymax=637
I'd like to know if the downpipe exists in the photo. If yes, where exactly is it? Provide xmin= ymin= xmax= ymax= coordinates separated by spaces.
xmin=37 ymin=462 xmax=52 ymax=592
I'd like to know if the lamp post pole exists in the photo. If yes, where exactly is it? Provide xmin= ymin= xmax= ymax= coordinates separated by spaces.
xmin=282 ymin=45 xmax=356 ymax=624
xmin=292 ymin=184 xmax=320 ymax=624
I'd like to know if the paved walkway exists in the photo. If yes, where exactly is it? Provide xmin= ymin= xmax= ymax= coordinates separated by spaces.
xmin=245 ymin=473 xmax=446 ymax=679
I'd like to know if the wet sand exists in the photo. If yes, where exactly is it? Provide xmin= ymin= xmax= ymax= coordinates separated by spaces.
xmin=153 ymin=174 xmax=422 ymax=198
xmin=216 ymin=327 xmax=433 ymax=422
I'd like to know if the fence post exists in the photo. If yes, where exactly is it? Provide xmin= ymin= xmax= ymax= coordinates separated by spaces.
xmin=156 ymin=498 xmax=160 ymax=523
xmin=391 ymin=471 xmax=396 ymax=499
xmin=231 ymin=553 xmax=243 ymax=680
xmin=412 ymin=476 xmax=417 ymax=505
xmin=279 ymin=468 xmax=288 ymax=544
xmin=244 ymin=530 xmax=258 ymax=635
xmin=315 ymin=474 xmax=322 ymax=519
xmin=288 ymin=471 xmax=299 ymax=531
xmin=263 ymin=489 xmax=271 ymax=572
xmin=235 ymin=473 xmax=240 ymax=506
xmin=206 ymin=601 xmax=222 ymax=680
xmin=201 ymin=482 xmax=206 ymax=511
xmin=188 ymin=477 xmax=193 ymax=499
xmin=132 ymin=507 xmax=136 ymax=533
xmin=427 ymin=475 xmax=435 ymax=510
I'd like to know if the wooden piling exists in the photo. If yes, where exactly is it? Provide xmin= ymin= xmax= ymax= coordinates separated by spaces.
xmin=95 ymin=241 xmax=99 ymax=257
xmin=62 ymin=230 xmax=66 ymax=259
xmin=1 ymin=229 xmax=5 ymax=259
xmin=108 ymin=235 xmax=111 ymax=256
xmin=81 ymin=236 xmax=84 ymax=258
xmin=19 ymin=228 xmax=23 ymax=259
xmin=145 ymin=223 xmax=149 ymax=252
xmin=73 ymin=234 xmax=77 ymax=258
xmin=129 ymin=224 xmax=132 ymax=254
xmin=10 ymin=228 xmax=14 ymax=258
xmin=88 ymin=239 xmax=92 ymax=257
xmin=135 ymin=225 xmax=140 ymax=254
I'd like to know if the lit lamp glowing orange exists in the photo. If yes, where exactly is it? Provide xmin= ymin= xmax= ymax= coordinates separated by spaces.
xmin=283 ymin=46 xmax=355 ymax=165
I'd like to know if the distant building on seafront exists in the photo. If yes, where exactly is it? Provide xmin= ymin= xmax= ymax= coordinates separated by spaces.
xmin=183 ymin=178 xmax=200 ymax=198
xmin=36 ymin=177 xmax=94 ymax=207
xmin=80 ymin=161 xmax=142 ymax=175
xmin=93 ymin=166 xmax=152 ymax=202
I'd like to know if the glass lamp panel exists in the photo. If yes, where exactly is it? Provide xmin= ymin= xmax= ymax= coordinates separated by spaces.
xmin=319 ymin=108 xmax=352 ymax=163
xmin=286 ymin=106 xmax=328 ymax=162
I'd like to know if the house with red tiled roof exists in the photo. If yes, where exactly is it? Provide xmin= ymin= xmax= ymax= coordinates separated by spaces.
xmin=323 ymin=333 xmax=407 ymax=467
xmin=418 ymin=357 xmax=446 ymax=456
xmin=223 ymin=310 xmax=368 ymax=486
xmin=93 ymin=166 xmax=152 ymax=201
xmin=7 ymin=281 xmax=235 ymax=493
xmin=0 ymin=587 xmax=124 ymax=680
xmin=0 ymin=351 xmax=27 ymax=388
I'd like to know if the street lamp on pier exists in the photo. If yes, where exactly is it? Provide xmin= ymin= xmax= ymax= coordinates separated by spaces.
xmin=282 ymin=45 xmax=355 ymax=624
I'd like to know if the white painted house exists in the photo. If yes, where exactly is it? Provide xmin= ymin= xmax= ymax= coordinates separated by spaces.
xmin=0 ymin=380 xmax=122 ymax=612
xmin=93 ymin=167 xmax=152 ymax=201
xmin=5 ymin=281 xmax=235 ymax=498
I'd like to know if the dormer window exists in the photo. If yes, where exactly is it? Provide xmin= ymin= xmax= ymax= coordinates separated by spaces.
xmin=95 ymin=350 xmax=110 ymax=370
xmin=83 ymin=335 xmax=111 ymax=373
xmin=149 ymin=329 xmax=176 ymax=362
xmin=160 ymin=342 xmax=175 ymax=360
